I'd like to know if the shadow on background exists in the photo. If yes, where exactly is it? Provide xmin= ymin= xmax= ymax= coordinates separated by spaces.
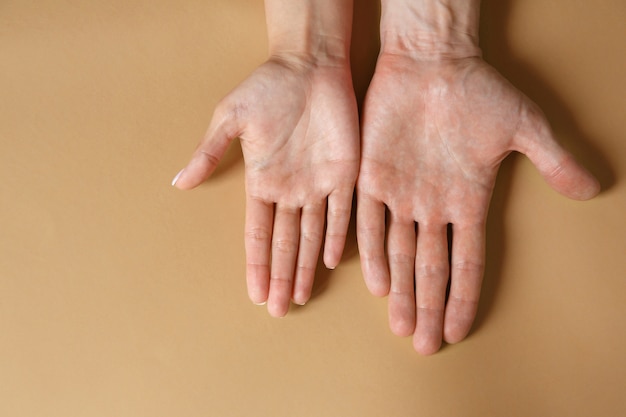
xmin=480 ymin=0 xmax=614 ymax=191
xmin=471 ymin=0 xmax=615 ymax=335
xmin=351 ymin=0 xmax=382 ymax=110
xmin=306 ymin=194 xmax=361 ymax=302
xmin=204 ymin=138 xmax=244 ymax=180
xmin=205 ymin=0 xmax=616 ymax=321
xmin=305 ymin=0 xmax=382 ymax=303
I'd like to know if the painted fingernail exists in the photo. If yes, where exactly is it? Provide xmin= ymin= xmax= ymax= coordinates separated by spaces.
xmin=171 ymin=169 xmax=184 ymax=186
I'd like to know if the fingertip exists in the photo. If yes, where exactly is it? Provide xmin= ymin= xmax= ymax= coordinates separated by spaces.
xmin=443 ymin=320 xmax=472 ymax=345
xmin=574 ymin=172 xmax=601 ymax=201
xmin=248 ymin=287 xmax=269 ymax=307
xmin=267 ymin=302 xmax=289 ymax=318
xmin=171 ymin=169 xmax=184 ymax=187
xmin=292 ymin=297 xmax=308 ymax=307
xmin=323 ymin=229 xmax=349 ymax=270
xmin=515 ymin=108 xmax=602 ymax=202
xmin=170 ymin=156 xmax=208 ymax=190
xmin=519 ymin=125 xmax=602 ymax=201
xmin=388 ymin=292 xmax=416 ymax=336
xmin=361 ymin=253 xmax=390 ymax=296
xmin=246 ymin=267 xmax=270 ymax=308
xmin=291 ymin=280 xmax=313 ymax=306
xmin=292 ymin=271 xmax=313 ymax=306
xmin=551 ymin=156 xmax=602 ymax=201
xmin=369 ymin=286 xmax=389 ymax=298
xmin=413 ymin=335 xmax=442 ymax=356
xmin=391 ymin=327 xmax=414 ymax=338
xmin=364 ymin=270 xmax=390 ymax=297
xmin=389 ymin=316 xmax=415 ymax=337
xmin=323 ymin=250 xmax=340 ymax=270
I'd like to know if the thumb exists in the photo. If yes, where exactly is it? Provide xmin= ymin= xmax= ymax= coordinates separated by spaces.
xmin=514 ymin=105 xmax=600 ymax=201
xmin=172 ymin=104 xmax=241 ymax=190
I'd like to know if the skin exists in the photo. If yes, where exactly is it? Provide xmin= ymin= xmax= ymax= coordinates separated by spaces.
xmin=173 ymin=0 xmax=600 ymax=353
xmin=357 ymin=0 xmax=600 ymax=355
xmin=173 ymin=1 xmax=359 ymax=317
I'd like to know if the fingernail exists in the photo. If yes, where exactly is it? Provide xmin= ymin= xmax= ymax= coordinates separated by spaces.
xmin=254 ymin=301 xmax=267 ymax=306
xmin=171 ymin=169 xmax=184 ymax=186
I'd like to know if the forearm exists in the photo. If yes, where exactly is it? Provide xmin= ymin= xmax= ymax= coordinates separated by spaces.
xmin=380 ymin=0 xmax=481 ymax=59
xmin=264 ymin=0 xmax=353 ymax=65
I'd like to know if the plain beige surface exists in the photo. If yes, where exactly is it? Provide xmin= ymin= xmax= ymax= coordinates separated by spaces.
xmin=1 ymin=1 xmax=625 ymax=416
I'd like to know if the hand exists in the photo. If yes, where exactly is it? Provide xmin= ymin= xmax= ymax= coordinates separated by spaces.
xmin=173 ymin=56 xmax=359 ymax=317
xmin=357 ymin=53 xmax=600 ymax=354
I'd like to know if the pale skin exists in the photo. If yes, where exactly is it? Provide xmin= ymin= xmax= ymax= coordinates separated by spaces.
xmin=357 ymin=0 xmax=600 ymax=354
xmin=172 ymin=0 xmax=360 ymax=317
xmin=173 ymin=0 xmax=600 ymax=353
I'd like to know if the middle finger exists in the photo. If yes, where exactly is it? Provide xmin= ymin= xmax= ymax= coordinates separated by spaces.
xmin=413 ymin=223 xmax=450 ymax=355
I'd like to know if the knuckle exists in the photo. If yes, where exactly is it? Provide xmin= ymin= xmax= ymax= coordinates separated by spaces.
xmin=452 ymin=260 xmax=484 ymax=276
xmin=245 ymin=227 xmax=271 ymax=243
xmin=296 ymin=264 xmax=316 ymax=274
xmin=300 ymin=231 xmax=322 ymax=245
xmin=447 ymin=294 xmax=479 ymax=306
xmin=217 ymin=98 xmax=248 ymax=121
xmin=273 ymin=238 xmax=298 ymax=253
xmin=362 ymin=253 xmax=387 ymax=267
xmin=327 ymin=206 xmax=351 ymax=219
xmin=388 ymin=252 xmax=414 ymax=265
xmin=357 ymin=224 xmax=383 ymax=236
xmin=325 ymin=231 xmax=347 ymax=241
xmin=198 ymin=149 xmax=221 ymax=168
xmin=416 ymin=306 xmax=445 ymax=316
xmin=246 ymin=262 xmax=270 ymax=277
xmin=269 ymin=275 xmax=293 ymax=285
xmin=302 ymin=201 xmax=325 ymax=215
xmin=276 ymin=205 xmax=300 ymax=216
xmin=415 ymin=264 xmax=449 ymax=280
xmin=545 ymin=158 xmax=570 ymax=182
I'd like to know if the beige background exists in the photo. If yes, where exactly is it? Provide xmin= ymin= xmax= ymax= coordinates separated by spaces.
xmin=1 ymin=1 xmax=625 ymax=416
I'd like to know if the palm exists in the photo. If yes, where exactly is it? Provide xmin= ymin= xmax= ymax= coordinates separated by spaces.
xmin=176 ymin=58 xmax=359 ymax=317
xmin=357 ymin=54 xmax=599 ymax=354
xmin=361 ymin=57 xmax=529 ymax=224
xmin=236 ymin=60 xmax=359 ymax=207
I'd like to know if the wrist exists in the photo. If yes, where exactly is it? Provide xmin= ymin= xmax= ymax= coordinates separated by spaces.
xmin=380 ymin=0 xmax=482 ymax=60
xmin=265 ymin=0 xmax=353 ymax=67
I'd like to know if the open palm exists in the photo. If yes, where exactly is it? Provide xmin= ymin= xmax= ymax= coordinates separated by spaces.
xmin=175 ymin=57 xmax=360 ymax=317
xmin=357 ymin=54 xmax=599 ymax=354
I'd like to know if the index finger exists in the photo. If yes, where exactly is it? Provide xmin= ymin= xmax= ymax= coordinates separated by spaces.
xmin=356 ymin=193 xmax=390 ymax=297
